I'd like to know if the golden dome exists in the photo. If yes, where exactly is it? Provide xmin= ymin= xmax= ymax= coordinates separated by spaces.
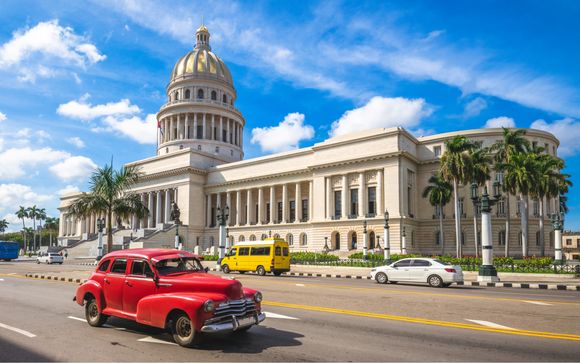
xmin=196 ymin=24 xmax=208 ymax=33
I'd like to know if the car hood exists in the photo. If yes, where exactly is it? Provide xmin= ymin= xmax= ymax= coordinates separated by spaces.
xmin=158 ymin=273 xmax=245 ymax=300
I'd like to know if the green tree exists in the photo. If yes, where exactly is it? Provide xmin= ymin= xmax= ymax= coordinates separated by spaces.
xmin=468 ymin=146 xmax=492 ymax=258
xmin=490 ymin=128 xmax=530 ymax=257
xmin=36 ymin=208 xmax=47 ymax=248
xmin=68 ymin=163 xmax=148 ymax=253
xmin=44 ymin=217 xmax=59 ymax=247
xmin=22 ymin=227 xmax=34 ymax=250
xmin=27 ymin=205 xmax=39 ymax=251
xmin=422 ymin=173 xmax=452 ymax=255
xmin=0 ymin=219 xmax=8 ymax=239
xmin=16 ymin=206 xmax=29 ymax=251
xmin=440 ymin=135 xmax=477 ymax=257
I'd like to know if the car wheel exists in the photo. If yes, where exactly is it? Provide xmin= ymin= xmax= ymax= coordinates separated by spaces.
xmin=375 ymin=272 xmax=388 ymax=284
xmin=222 ymin=264 xmax=230 ymax=274
xmin=273 ymin=271 xmax=282 ymax=276
xmin=256 ymin=266 xmax=266 ymax=276
xmin=428 ymin=274 xmax=443 ymax=288
xmin=171 ymin=312 xmax=200 ymax=348
xmin=36 ymin=260 xmax=40 ymax=264
xmin=239 ymin=271 xmax=246 ymax=274
xmin=85 ymin=298 xmax=108 ymax=327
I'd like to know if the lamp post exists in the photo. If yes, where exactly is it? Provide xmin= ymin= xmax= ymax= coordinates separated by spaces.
xmin=550 ymin=212 xmax=564 ymax=265
xmin=217 ymin=205 xmax=229 ymax=264
xmin=363 ymin=220 xmax=369 ymax=260
xmin=401 ymin=226 xmax=407 ymax=255
xmin=226 ymin=227 xmax=230 ymax=250
xmin=171 ymin=202 xmax=181 ymax=250
xmin=383 ymin=210 xmax=391 ymax=263
xmin=96 ymin=218 xmax=105 ymax=260
xmin=470 ymin=182 xmax=480 ymax=259
xmin=323 ymin=236 xmax=330 ymax=253
xmin=472 ymin=181 xmax=502 ymax=282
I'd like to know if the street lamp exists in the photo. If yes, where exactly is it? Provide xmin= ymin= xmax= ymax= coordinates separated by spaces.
xmin=472 ymin=181 xmax=502 ymax=282
xmin=171 ymin=202 xmax=181 ymax=250
xmin=323 ymin=236 xmax=330 ymax=253
xmin=216 ymin=205 xmax=229 ymax=265
xmin=96 ymin=217 xmax=105 ymax=260
xmin=401 ymin=226 xmax=407 ymax=255
xmin=470 ymin=182 xmax=481 ymax=259
xmin=383 ymin=210 xmax=391 ymax=263
xmin=363 ymin=220 xmax=369 ymax=260
xmin=550 ymin=212 xmax=564 ymax=265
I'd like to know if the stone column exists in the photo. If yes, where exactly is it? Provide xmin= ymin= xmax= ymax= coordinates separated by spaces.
xmin=358 ymin=172 xmax=365 ymax=217
xmin=341 ymin=175 xmax=348 ymax=219
xmin=309 ymin=180 xmax=313 ymax=221
xmin=227 ymin=118 xmax=231 ymax=144
xmin=211 ymin=114 xmax=215 ymax=140
xmin=282 ymin=184 xmax=288 ymax=223
xmin=185 ymin=113 xmax=189 ymax=139
xmin=257 ymin=187 xmax=264 ymax=224
xmin=206 ymin=193 xmax=212 ymax=227
xmin=164 ymin=189 xmax=171 ymax=222
xmin=247 ymin=189 xmax=253 ymax=225
xmin=131 ymin=214 xmax=137 ymax=231
xmin=202 ymin=113 xmax=206 ymax=139
xmin=193 ymin=113 xmax=198 ymax=139
xmin=326 ymin=177 xmax=332 ymax=219
xmin=156 ymin=190 xmax=162 ymax=227
xmin=236 ymin=190 xmax=241 ymax=226
xmin=140 ymin=193 xmax=146 ymax=228
xmin=220 ymin=117 xmax=223 ymax=142
xmin=377 ymin=170 xmax=383 ymax=216
xmin=270 ymin=185 xmax=276 ymax=224
xmin=177 ymin=115 xmax=182 ymax=139
xmin=226 ymin=191 xmax=231 ymax=225
xmin=147 ymin=192 xmax=154 ymax=228
xmin=296 ymin=182 xmax=302 ymax=222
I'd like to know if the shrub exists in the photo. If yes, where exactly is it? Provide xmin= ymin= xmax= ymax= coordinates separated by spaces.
xmin=290 ymin=252 xmax=340 ymax=263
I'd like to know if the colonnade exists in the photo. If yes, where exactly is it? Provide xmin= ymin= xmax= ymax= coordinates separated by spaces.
xmin=159 ymin=112 xmax=243 ymax=148
xmin=137 ymin=188 xmax=178 ymax=229
xmin=325 ymin=170 xmax=384 ymax=220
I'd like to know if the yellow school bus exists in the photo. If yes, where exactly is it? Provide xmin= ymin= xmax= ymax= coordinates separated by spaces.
xmin=220 ymin=238 xmax=290 ymax=276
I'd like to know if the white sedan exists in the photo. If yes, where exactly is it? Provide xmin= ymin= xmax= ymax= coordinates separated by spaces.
xmin=37 ymin=253 xmax=64 ymax=265
xmin=370 ymin=258 xmax=463 ymax=287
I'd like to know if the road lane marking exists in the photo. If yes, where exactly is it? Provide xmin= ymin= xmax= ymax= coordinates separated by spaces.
xmin=295 ymin=283 xmax=305 ymax=287
xmin=264 ymin=311 xmax=299 ymax=320
xmin=465 ymin=319 xmax=515 ymax=330
xmin=263 ymin=301 xmax=580 ymax=342
xmin=138 ymin=336 xmax=177 ymax=345
xmin=0 ymin=322 xmax=36 ymax=338
xmin=523 ymin=300 xmax=553 ymax=306
xmin=68 ymin=316 xmax=85 ymax=322
xmin=0 ymin=278 xmax=4 ymax=281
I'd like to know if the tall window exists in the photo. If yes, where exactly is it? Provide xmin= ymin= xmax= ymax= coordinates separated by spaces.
xmin=495 ymin=171 xmax=504 ymax=183
xmin=185 ymin=89 xmax=191 ymax=99
xmin=497 ymin=199 xmax=505 ymax=216
xmin=407 ymin=170 xmax=415 ymax=216
xmin=300 ymin=233 xmax=307 ymax=246
xmin=196 ymin=125 xmax=203 ymax=139
xmin=458 ymin=198 xmax=464 ymax=217
xmin=222 ymin=94 xmax=227 ymax=103
xmin=289 ymin=200 xmax=296 ymax=222
xmin=277 ymin=202 xmax=283 ymax=222
xmin=350 ymin=189 xmax=358 ymax=216
xmin=434 ymin=145 xmax=441 ymax=157
xmin=498 ymin=230 xmax=506 ymax=246
xmin=287 ymin=234 xmax=293 ymax=246
xmin=197 ymin=89 xmax=204 ymax=99
xmin=533 ymin=201 xmax=539 ymax=217
xmin=367 ymin=186 xmax=376 ymax=215
xmin=435 ymin=231 xmax=441 ymax=245
xmin=222 ymin=129 xmax=227 ymax=142
xmin=265 ymin=203 xmax=270 ymax=223
xmin=302 ymin=199 xmax=308 ymax=221
xmin=334 ymin=190 xmax=342 ymax=218
xmin=536 ymin=231 xmax=541 ymax=246
xmin=211 ymin=90 xmax=217 ymax=100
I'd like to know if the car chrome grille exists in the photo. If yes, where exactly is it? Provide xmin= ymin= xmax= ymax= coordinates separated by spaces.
xmin=206 ymin=299 xmax=257 ymax=324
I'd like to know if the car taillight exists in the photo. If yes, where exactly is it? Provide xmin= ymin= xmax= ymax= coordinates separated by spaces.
xmin=444 ymin=268 xmax=456 ymax=273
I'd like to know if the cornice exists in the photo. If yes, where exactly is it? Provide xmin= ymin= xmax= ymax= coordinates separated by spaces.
xmin=138 ymin=166 xmax=208 ymax=182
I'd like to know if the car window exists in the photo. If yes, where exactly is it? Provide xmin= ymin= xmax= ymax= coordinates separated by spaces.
xmin=412 ymin=259 xmax=432 ymax=267
xmin=238 ymin=247 xmax=250 ymax=256
xmin=282 ymin=247 xmax=289 ymax=256
xmin=156 ymin=257 xmax=203 ymax=276
xmin=275 ymin=246 xmax=281 ymax=256
xmin=228 ymin=248 xmax=237 ymax=257
xmin=98 ymin=259 xmax=111 ymax=272
xmin=130 ymin=260 xmax=146 ymax=275
xmin=251 ymin=246 xmax=271 ymax=256
xmin=433 ymin=259 xmax=451 ymax=265
xmin=393 ymin=260 xmax=412 ymax=268
xmin=110 ymin=259 xmax=127 ymax=274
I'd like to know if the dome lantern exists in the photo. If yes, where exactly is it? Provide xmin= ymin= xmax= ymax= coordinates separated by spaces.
xmin=195 ymin=24 xmax=210 ymax=50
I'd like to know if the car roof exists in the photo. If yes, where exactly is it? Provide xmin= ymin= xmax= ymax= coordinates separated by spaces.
xmin=234 ymin=238 xmax=287 ymax=246
xmin=103 ymin=248 xmax=199 ymax=261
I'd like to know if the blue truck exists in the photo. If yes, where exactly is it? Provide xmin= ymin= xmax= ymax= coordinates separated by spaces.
xmin=0 ymin=241 xmax=20 ymax=261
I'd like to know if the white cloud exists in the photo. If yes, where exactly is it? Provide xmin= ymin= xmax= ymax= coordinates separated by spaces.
xmin=57 ymin=94 xmax=140 ymax=121
xmin=0 ymin=184 xmax=54 ymax=230
xmin=330 ymin=96 xmax=432 ymax=137
xmin=101 ymin=114 xmax=158 ymax=144
xmin=0 ymin=147 xmax=69 ymax=179
xmin=0 ymin=138 xmax=4 ymax=152
xmin=16 ymin=128 xmax=31 ymax=138
xmin=484 ymin=116 xmax=516 ymax=128
xmin=49 ymin=156 xmax=97 ymax=181
xmin=251 ymin=113 xmax=315 ymax=153
xmin=530 ymin=117 xmax=580 ymax=156
xmin=0 ymin=112 xmax=6 ymax=122
xmin=58 ymin=185 xmax=80 ymax=196
xmin=66 ymin=136 xmax=85 ymax=148
xmin=463 ymin=97 xmax=487 ymax=118
xmin=36 ymin=130 xmax=51 ymax=140
xmin=0 ymin=20 xmax=106 ymax=82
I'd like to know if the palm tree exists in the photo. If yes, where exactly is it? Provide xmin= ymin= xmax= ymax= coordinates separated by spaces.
xmin=36 ymin=208 xmax=47 ymax=248
xmin=0 ymin=219 xmax=8 ymax=239
xmin=44 ymin=217 xmax=59 ymax=247
xmin=490 ymin=128 xmax=530 ymax=257
xmin=27 ymin=205 xmax=39 ymax=251
xmin=422 ymin=173 xmax=452 ymax=255
xmin=440 ymin=135 xmax=477 ymax=257
xmin=68 ymin=163 xmax=148 ymax=253
xmin=16 ymin=206 xmax=29 ymax=251
xmin=23 ymin=227 xmax=34 ymax=250
xmin=468 ymin=146 xmax=492 ymax=258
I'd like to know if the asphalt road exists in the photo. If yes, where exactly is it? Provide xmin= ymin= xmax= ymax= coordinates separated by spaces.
xmin=0 ymin=262 xmax=579 ymax=361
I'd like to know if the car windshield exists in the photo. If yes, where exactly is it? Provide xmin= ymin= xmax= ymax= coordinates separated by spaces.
xmin=155 ymin=257 xmax=204 ymax=276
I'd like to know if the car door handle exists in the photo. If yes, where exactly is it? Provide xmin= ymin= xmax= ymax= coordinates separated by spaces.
xmin=104 ymin=278 xmax=110 ymax=284
xmin=125 ymin=280 xmax=133 ymax=287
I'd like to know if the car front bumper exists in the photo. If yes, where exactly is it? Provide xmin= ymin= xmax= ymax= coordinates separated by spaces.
xmin=201 ymin=312 xmax=266 ymax=333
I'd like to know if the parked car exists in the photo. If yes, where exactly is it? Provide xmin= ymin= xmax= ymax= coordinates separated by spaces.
xmin=220 ymin=238 xmax=290 ymax=276
xmin=74 ymin=249 xmax=265 ymax=348
xmin=37 ymin=252 xmax=64 ymax=264
xmin=370 ymin=258 xmax=463 ymax=287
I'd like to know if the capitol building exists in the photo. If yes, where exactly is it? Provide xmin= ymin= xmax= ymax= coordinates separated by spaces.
xmin=58 ymin=26 xmax=560 ymax=257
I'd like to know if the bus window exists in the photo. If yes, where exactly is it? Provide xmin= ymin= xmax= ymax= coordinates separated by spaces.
xmin=283 ymin=247 xmax=289 ymax=256
xmin=250 ymin=247 xmax=271 ymax=256
xmin=275 ymin=246 xmax=281 ymax=256
xmin=238 ymin=247 xmax=250 ymax=256
xmin=228 ymin=248 xmax=237 ymax=257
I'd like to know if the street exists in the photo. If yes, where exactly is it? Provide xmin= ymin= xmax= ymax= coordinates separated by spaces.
xmin=0 ymin=262 xmax=579 ymax=361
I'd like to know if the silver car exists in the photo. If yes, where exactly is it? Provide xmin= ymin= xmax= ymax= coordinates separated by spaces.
xmin=370 ymin=258 xmax=463 ymax=287
xmin=37 ymin=252 xmax=64 ymax=265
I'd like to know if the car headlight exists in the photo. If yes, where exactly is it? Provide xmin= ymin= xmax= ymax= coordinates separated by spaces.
xmin=203 ymin=300 xmax=215 ymax=312
xmin=254 ymin=291 xmax=263 ymax=303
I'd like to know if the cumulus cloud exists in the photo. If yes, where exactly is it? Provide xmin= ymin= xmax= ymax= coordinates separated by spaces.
xmin=251 ymin=113 xmax=315 ymax=153
xmin=0 ymin=20 xmax=105 ymax=82
xmin=530 ymin=117 xmax=580 ymax=156
xmin=0 ymin=112 xmax=6 ymax=122
xmin=57 ymin=94 xmax=140 ymax=121
xmin=58 ymin=185 xmax=80 ymax=196
xmin=36 ymin=130 xmax=51 ymax=140
xmin=49 ymin=156 xmax=97 ymax=181
xmin=484 ymin=116 xmax=516 ymax=128
xmin=101 ymin=114 xmax=158 ymax=144
xmin=66 ymin=136 xmax=85 ymax=148
xmin=329 ymin=96 xmax=432 ymax=137
xmin=463 ymin=97 xmax=487 ymax=118
xmin=0 ymin=147 xmax=69 ymax=179
xmin=0 ymin=184 xmax=54 ymax=230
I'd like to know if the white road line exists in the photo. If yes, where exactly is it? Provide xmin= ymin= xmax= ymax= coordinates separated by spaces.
xmin=68 ymin=316 xmax=86 ymax=322
xmin=523 ymin=300 xmax=553 ymax=306
xmin=0 ymin=278 xmax=4 ymax=281
xmin=264 ymin=311 xmax=299 ymax=320
xmin=8 ymin=273 xmax=16 ymax=275
xmin=465 ymin=319 xmax=515 ymax=330
xmin=295 ymin=283 xmax=305 ymax=287
xmin=138 ymin=336 xmax=177 ymax=345
xmin=0 ymin=322 xmax=36 ymax=338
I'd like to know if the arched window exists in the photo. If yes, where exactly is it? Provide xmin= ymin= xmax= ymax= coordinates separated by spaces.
xmin=239 ymin=235 xmax=245 ymax=242
xmin=286 ymin=234 xmax=293 ymax=246
xmin=300 ymin=233 xmax=308 ymax=246
xmin=369 ymin=231 xmax=375 ymax=249
xmin=222 ymin=94 xmax=227 ymax=103
xmin=498 ymin=230 xmax=506 ymax=246
xmin=349 ymin=231 xmax=357 ymax=250
xmin=174 ymin=91 xmax=179 ymax=101
xmin=197 ymin=145 xmax=201 ymax=150
xmin=197 ymin=89 xmax=204 ymax=99
xmin=273 ymin=233 xmax=280 ymax=239
xmin=261 ymin=233 xmax=268 ymax=240
xmin=185 ymin=89 xmax=191 ymax=99
xmin=249 ymin=234 xmax=256 ymax=241
xmin=332 ymin=231 xmax=340 ymax=250
xmin=211 ymin=90 xmax=217 ymax=100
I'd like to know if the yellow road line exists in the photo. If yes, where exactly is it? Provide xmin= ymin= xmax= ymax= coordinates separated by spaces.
xmin=0 ymin=273 xmax=80 ymax=285
xmin=263 ymin=300 xmax=580 ymax=342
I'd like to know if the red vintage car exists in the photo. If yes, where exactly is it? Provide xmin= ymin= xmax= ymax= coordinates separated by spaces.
xmin=74 ymin=249 xmax=265 ymax=347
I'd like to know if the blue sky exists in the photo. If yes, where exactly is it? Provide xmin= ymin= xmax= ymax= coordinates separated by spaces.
xmin=1 ymin=0 xmax=579 ymax=231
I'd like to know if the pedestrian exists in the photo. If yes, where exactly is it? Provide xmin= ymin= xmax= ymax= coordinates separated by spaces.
xmin=64 ymin=249 xmax=68 ymax=259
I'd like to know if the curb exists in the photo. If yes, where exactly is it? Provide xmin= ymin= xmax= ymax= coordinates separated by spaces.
xmin=24 ymin=273 xmax=87 ymax=285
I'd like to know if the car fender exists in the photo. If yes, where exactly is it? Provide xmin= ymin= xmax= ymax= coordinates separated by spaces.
xmin=136 ymin=292 xmax=227 ymax=330
xmin=75 ymin=280 xmax=104 ymax=309
xmin=242 ymin=287 xmax=262 ymax=311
